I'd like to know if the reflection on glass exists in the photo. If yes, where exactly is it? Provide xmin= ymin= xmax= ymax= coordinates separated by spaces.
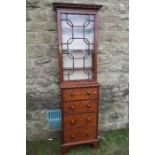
xmin=63 ymin=70 xmax=93 ymax=80
xmin=61 ymin=14 xmax=67 ymax=20
xmin=63 ymin=54 xmax=73 ymax=68
xmin=89 ymin=15 xmax=94 ymax=20
xmin=67 ymin=14 xmax=89 ymax=26
xmin=74 ymin=27 xmax=83 ymax=38
xmin=62 ymin=21 xmax=72 ymax=43
xmin=68 ymin=39 xmax=88 ymax=50
xmin=63 ymin=53 xmax=92 ymax=68
xmin=85 ymin=22 xmax=94 ymax=43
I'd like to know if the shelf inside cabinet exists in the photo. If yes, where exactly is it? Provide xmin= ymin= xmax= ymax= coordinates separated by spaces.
xmin=63 ymin=67 xmax=92 ymax=71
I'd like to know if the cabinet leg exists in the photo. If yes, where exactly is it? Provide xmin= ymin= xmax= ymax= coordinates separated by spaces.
xmin=92 ymin=141 xmax=99 ymax=149
xmin=61 ymin=146 xmax=70 ymax=155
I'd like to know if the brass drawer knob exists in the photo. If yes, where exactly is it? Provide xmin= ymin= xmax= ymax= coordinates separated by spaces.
xmin=87 ymin=117 xmax=91 ymax=122
xmin=71 ymin=134 xmax=75 ymax=139
xmin=87 ymin=104 xmax=91 ymax=108
xmin=87 ymin=92 xmax=91 ymax=95
xmin=70 ymin=93 xmax=74 ymax=97
xmin=70 ymin=106 xmax=74 ymax=110
xmin=70 ymin=120 xmax=75 ymax=124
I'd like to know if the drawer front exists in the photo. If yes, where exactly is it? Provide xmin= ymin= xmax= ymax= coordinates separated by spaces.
xmin=64 ymin=127 xmax=96 ymax=143
xmin=63 ymin=100 xmax=97 ymax=114
xmin=63 ymin=87 xmax=98 ymax=101
xmin=63 ymin=113 xmax=97 ymax=129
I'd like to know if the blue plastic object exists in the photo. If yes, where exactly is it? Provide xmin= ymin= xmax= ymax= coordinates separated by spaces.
xmin=47 ymin=109 xmax=62 ymax=128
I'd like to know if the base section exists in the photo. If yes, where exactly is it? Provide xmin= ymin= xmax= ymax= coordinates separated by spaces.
xmin=61 ymin=139 xmax=99 ymax=155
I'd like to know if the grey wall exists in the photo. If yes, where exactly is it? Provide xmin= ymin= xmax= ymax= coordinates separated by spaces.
xmin=26 ymin=0 xmax=129 ymax=140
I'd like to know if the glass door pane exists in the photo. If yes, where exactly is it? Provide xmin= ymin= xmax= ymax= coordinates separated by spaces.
xmin=61 ymin=13 xmax=95 ymax=80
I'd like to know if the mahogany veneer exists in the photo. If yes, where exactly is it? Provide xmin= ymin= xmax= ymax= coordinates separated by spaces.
xmin=63 ymin=87 xmax=98 ymax=101
xmin=61 ymin=83 xmax=100 ymax=154
xmin=63 ymin=100 xmax=97 ymax=114
xmin=64 ymin=127 xmax=97 ymax=143
xmin=63 ymin=113 xmax=97 ymax=129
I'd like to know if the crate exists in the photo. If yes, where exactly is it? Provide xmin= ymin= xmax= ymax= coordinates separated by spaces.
xmin=47 ymin=109 xmax=62 ymax=128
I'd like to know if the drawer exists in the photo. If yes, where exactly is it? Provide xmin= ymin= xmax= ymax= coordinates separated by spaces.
xmin=63 ymin=113 xmax=97 ymax=129
xmin=63 ymin=100 xmax=97 ymax=114
xmin=63 ymin=87 xmax=98 ymax=101
xmin=64 ymin=127 xmax=96 ymax=143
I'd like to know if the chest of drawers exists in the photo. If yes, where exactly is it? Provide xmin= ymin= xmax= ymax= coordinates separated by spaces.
xmin=61 ymin=82 xmax=100 ymax=154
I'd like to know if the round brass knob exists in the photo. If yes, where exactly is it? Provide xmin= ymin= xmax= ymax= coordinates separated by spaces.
xmin=70 ymin=93 xmax=74 ymax=97
xmin=87 ymin=104 xmax=91 ymax=108
xmin=71 ymin=134 xmax=75 ymax=139
xmin=87 ymin=117 xmax=91 ymax=122
xmin=71 ymin=120 xmax=75 ymax=124
xmin=87 ymin=92 xmax=91 ymax=95
xmin=71 ymin=106 xmax=74 ymax=110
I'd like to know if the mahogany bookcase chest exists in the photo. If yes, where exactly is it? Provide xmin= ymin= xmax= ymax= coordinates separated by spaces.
xmin=53 ymin=3 xmax=102 ymax=154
